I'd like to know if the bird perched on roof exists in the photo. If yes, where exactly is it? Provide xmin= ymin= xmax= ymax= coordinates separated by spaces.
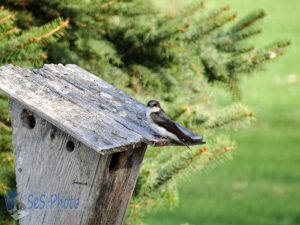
xmin=146 ymin=100 xmax=206 ymax=148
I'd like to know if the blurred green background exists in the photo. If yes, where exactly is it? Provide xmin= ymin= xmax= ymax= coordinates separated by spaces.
xmin=146 ymin=0 xmax=300 ymax=224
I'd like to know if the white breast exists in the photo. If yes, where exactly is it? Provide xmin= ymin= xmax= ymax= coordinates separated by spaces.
xmin=146 ymin=108 xmax=181 ymax=143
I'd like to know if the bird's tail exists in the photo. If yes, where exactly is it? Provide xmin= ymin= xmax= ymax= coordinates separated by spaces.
xmin=178 ymin=139 xmax=191 ymax=150
xmin=190 ymin=137 xmax=206 ymax=144
xmin=181 ymin=134 xmax=206 ymax=145
xmin=178 ymin=137 xmax=206 ymax=150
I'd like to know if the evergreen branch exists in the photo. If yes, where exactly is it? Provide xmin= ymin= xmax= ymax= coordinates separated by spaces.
xmin=0 ymin=17 xmax=67 ymax=64
xmin=152 ymin=150 xmax=197 ymax=189
xmin=0 ymin=121 xmax=11 ymax=131
xmin=100 ymin=0 xmax=118 ymax=9
xmin=201 ymin=52 xmax=229 ymax=82
xmin=132 ymin=137 xmax=235 ymax=220
xmin=229 ymin=28 xmax=262 ymax=43
xmin=101 ymin=0 xmax=158 ymax=16
xmin=182 ymin=1 xmax=205 ymax=18
xmin=207 ymin=5 xmax=231 ymax=21
xmin=202 ymin=12 xmax=237 ymax=35
xmin=228 ymin=10 xmax=265 ymax=33
xmin=30 ymin=18 xmax=69 ymax=43
xmin=148 ymin=21 xmax=189 ymax=44
xmin=171 ymin=107 xmax=188 ymax=120
xmin=228 ymin=78 xmax=241 ymax=101
xmin=195 ymin=144 xmax=235 ymax=174
xmin=227 ymin=40 xmax=290 ymax=75
xmin=3 ymin=27 xmax=20 ymax=36
xmin=0 ymin=132 xmax=13 ymax=151
xmin=186 ymin=6 xmax=233 ymax=42
xmin=0 ymin=184 xmax=9 ymax=191
xmin=201 ymin=104 xmax=254 ymax=129
xmin=144 ymin=139 xmax=234 ymax=193
xmin=219 ymin=44 xmax=255 ymax=55
xmin=0 ymin=13 xmax=15 ymax=23
xmin=159 ymin=42 xmax=187 ymax=52
xmin=215 ymin=28 xmax=261 ymax=48
xmin=128 ymin=64 xmax=163 ymax=92
xmin=0 ymin=153 xmax=14 ymax=162
xmin=263 ymin=40 xmax=291 ymax=59
xmin=199 ymin=144 xmax=234 ymax=163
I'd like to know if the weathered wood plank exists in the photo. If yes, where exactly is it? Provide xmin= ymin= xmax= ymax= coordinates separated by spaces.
xmin=85 ymin=144 xmax=147 ymax=225
xmin=36 ymin=65 xmax=155 ymax=142
xmin=10 ymin=99 xmax=146 ymax=225
xmin=1 ymin=65 xmax=142 ymax=154
xmin=0 ymin=64 xmax=203 ymax=154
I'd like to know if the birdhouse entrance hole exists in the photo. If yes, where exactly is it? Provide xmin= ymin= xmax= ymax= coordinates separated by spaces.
xmin=109 ymin=151 xmax=126 ymax=172
xmin=21 ymin=108 xmax=36 ymax=129
xmin=66 ymin=140 xmax=75 ymax=152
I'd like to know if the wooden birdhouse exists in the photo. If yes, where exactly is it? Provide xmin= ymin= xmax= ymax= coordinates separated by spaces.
xmin=0 ymin=64 xmax=202 ymax=225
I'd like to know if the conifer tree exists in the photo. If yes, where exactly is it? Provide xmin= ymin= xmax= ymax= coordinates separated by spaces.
xmin=1 ymin=1 xmax=289 ymax=225
xmin=0 ymin=6 xmax=67 ymax=225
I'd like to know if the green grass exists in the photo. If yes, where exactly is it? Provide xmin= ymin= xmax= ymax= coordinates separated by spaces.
xmin=145 ymin=0 xmax=300 ymax=224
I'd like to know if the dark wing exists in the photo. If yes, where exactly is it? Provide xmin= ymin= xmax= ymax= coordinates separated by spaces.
xmin=150 ymin=111 xmax=200 ymax=143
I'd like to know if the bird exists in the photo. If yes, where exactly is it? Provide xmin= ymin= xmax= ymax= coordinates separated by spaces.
xmin=146 ymin=100 xmax=205 ymax=148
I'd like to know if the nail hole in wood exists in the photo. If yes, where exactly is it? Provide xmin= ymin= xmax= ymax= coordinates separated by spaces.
xmin=66 ymin=141 xmax=75 ymax=152
xmin=21 ymin=109 xmax=36 ymax=129
xmin=50 ymin=129 xmax=56 ymax=140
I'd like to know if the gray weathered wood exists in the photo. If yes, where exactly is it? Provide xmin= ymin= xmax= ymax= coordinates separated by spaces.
xmin=10 ymin=99 xmax=146 ymax=225
xmin=0 ymin=64 xmax=203 ymax=154
xmin=0 ymin=64 xmax=206 ymax=225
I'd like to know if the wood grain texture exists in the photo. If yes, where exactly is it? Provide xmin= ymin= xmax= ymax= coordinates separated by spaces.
xmin=0 ymin=64 xmax=203 ymax=154
xmin=10 ymin=99 xmax=147 ymax=225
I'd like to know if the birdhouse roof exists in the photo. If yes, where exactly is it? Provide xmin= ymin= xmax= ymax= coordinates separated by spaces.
xmin=0 ymin=64 xmax=202 ymax=154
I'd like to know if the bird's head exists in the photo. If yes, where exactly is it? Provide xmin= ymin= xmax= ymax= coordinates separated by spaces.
xmin=147 ymin=100 xmax=161 ymax=112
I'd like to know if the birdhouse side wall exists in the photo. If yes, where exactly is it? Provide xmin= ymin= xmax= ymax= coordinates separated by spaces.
xmin=9 ymin=99 xmax=147 ymax=225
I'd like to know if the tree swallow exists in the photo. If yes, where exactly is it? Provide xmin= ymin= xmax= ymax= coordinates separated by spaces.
xmin=146 ymin=100 xmax=206 ymax=147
